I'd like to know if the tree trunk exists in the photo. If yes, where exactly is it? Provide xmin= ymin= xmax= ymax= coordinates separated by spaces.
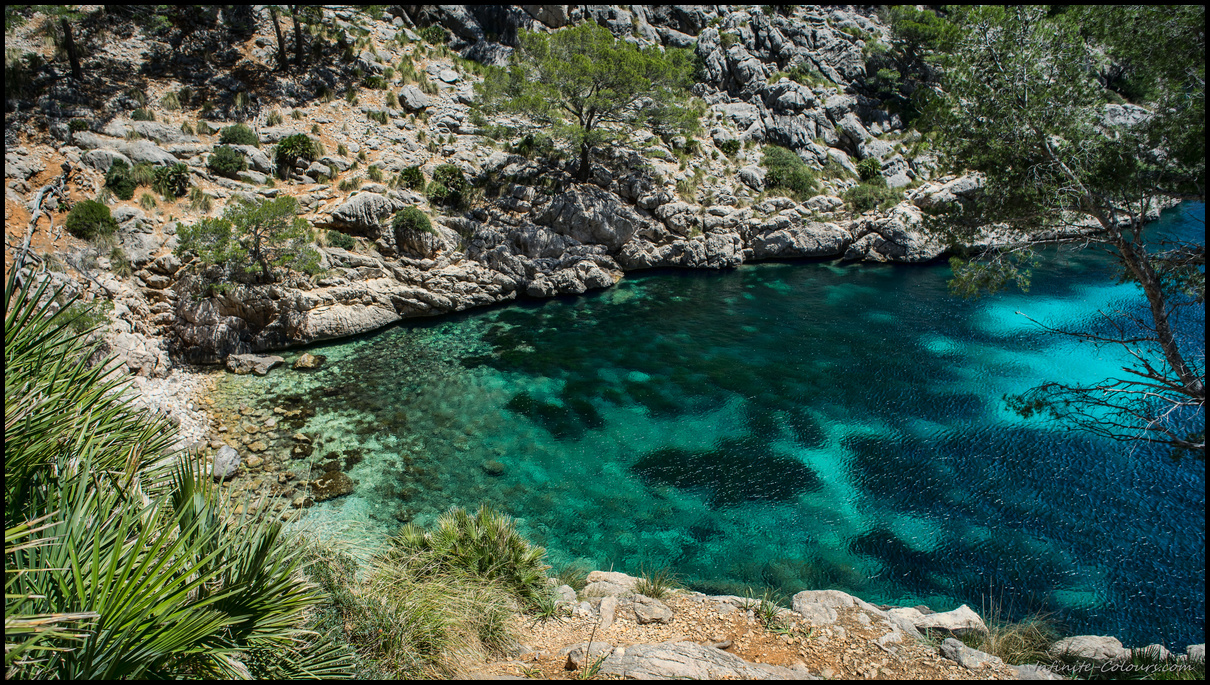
xmin=1115 ymin=236 xmax=1206 ymax=399
xmin=60 ymin=18 xmax=82 ymax=81
xmin=578 ymin=141 xmax=592 ymax=182
xmin=269 ymin=6 xmax=288 ymax=72
xmin=290 ymin=6 xmax=304 ymax=69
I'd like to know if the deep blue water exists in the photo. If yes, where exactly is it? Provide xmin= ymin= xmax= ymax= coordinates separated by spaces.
xmin=218 ymin=203 xmax=1205 ymax=649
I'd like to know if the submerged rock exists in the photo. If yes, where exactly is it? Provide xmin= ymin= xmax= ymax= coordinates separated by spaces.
xmin=226 ymin=354 xmax=285 ymax=376
xmin=213 ymin=445 xmax=241 ymax=480
xmin=311 ymin=471 xmax=355 ymax=501
xmin=293 ymin=353 xmax=327 ymax=370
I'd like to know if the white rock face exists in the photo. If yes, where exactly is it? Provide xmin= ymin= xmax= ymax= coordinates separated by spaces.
xmin=1050 ymin=635 xmax=1127 ymax=664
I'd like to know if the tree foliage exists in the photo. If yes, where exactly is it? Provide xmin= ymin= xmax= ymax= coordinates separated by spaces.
xmin=931 ymin=5 xmax=1205 ymax=453
xmin=176 ymin=195 xmax=320 ymax=283
xmin=476 ymin=22 xmax=697 ymax=181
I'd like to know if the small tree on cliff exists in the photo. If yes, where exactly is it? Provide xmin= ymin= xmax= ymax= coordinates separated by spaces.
xmin=176 ymin=195 xmax=320 ymax=283
xmin=476 ymin=22 xmax=697 ymax=181
xmin=929 ymin=6 xmax=1205 ymax=453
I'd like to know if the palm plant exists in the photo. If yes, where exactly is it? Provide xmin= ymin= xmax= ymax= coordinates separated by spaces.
xmin=391 ymin=503 xmax=550 ymax=606
xmin=4 ymin=268 xmax=352 ymax=679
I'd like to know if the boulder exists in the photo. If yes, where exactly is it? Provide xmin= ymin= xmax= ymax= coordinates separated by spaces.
xmin=555 ymin=584 xmax=577 ymax=604
xmin=102 ymin=119 xmax=199 ymax=145
xmin=328 ymin=193 xmax=403 ymax=236
xmin=293 ymin=353 xmax=326 ymax=370
xmin=913 ymin=604 xmax=988 ymax=639
xmin=738 ymin=165 xmax=766 ymax=190
xmin=213 ymin=445 xmax=240 ymax=480
xmin=940 ymin=637 xmax=1004 ymax=670
xmin=599 ymin=641 xmax=788 ymax=680
xmin=598 ymin=595 xmax=618 ymax=630
xmin=1050 ymin=635 xmax=1126 ymax=664
xmin=81 ymin=149 xmax=131 ymax=172
xmin=398 ymin=85 xmax=430 ymax=112
xmin=226 ymin=353 xmax=285 ymax=376
xmin=118 ymin=140 xmax=179 ymax=166
xmin=583 ymin=570 xmax=639 ymax=597
xmin=562 ymin=642 xmax=614 ymax=671
xmin=631 ymin=595 xmax=674 ymax=625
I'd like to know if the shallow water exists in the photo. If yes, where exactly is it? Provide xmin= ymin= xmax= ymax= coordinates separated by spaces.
xmin=215 ymin=203 xmax=1205 ymax=649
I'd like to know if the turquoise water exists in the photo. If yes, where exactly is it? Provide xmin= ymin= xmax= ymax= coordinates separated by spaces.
xmin=218 ymin=203 xmax=1205 ymax=649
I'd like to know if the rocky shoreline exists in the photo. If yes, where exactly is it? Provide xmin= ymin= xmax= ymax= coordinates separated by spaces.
xmin=471 ymin=570 xmax=1205 ymax=680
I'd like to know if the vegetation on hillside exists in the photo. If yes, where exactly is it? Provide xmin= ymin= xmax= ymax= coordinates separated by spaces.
xmin=476 ymin=21 xmax=698 ymax=181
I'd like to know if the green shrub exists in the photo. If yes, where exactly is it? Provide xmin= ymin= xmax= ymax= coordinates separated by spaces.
xmin=160 ymin=91 xmax=181 ymax=111
xmin=417 ymin=25 xmax=447 ymax=45
xmin=266 ymin=110 xmax=284 ymax=126
xmin=367 ymin=165 xmax=384 ymax=182
xmin=718 ymin=139 xmax=740 ymax=155
xmin=856 ymin=157 xmax=882 ymax=182
xmin=138 ymin=192 xmax=157 ymax=210
xmin=391 ymin=206 xmax=433 ymax=235
xmin=397 ymin=165 xmax=424 ymax=190
xmin=207 ymin=145 xmax=247 ymax=178
xmin=337 ymin=143 xmax=349 ymax=157
xmin=392 ymin=503 xmax=550 ymax=605
xmin=510 ymin=133 xmax=554 ymax=159
xmin=152 ymin=163 xmax=191 ymax=199
xmin=426 ymin=164 xmax=468 ymax=207
xmin=843 ymin=178 xmax=900 ymax=212
xmin=131 ymin=107 xmax=155 ymax=121
xmin=634 ymin=566 xmax=677 ymax=600
xmin=369 ymin=110 xmax=388 ymax=125
xmin=220 ymin=123 xmax=259 ymax=146
xmin=104 ymin=159 xmax=139 ymax=201
xmin=275 ymin=134 xmax=321 ymax=179
xmin=761 ymin=145 xmax=816 ymax=198
xmin=363 ymin=75 xmax=386 ymax=90
xmin=326 ymin=229 xmax=356 ymax=250
xmin=385 ymin=91 xmax=398 ymax=108
xmin=64 ymin=200 xmax=119 ymax=240
xmin=180 ymin=120 xmax=194 ymax=135
xmin=68 ymin=118 xmax=88 ymax=132
xmin=304 ymin=546 xmax=515 ymax=679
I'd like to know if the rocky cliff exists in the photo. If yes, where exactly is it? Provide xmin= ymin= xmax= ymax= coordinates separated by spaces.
xmin=6 ymin=5 xmax=1023 ymax=372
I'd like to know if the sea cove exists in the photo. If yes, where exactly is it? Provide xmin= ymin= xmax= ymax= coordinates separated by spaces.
xmin=212 ymin=203 xmax=1205 ymax=650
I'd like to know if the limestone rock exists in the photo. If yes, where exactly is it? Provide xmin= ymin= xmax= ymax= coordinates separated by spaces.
xmin=598 ymin=595 xmax=618 ymax=630
xmin=213 ymin=445 xmax=240 ymax=480
xmin=1012 ymin=664 xmax=1064 ymax=680
xmin=535 ymin=186 xmax=644 ymax=251
xmin=226 ymin=353 xmax=285 ymax=376
xmin=562 ymin=642 xmax=614 ymax=671
xmin=583 ymin=570 xmax=639 ymax=597
xmin=554 ymin=584 xmax=577 ymax=604
xmin=1050 ymin=635 xmax=1126 ymax=664
xmin=750 ymin=222 xmax=850 ymax=259
xmin=631 ymin=595 xmax=674 ymax=625
xmin=328 ymin=193 xmax=403 ymax=236
xmin=598 ymin=641 xmax=787 ymax=680
xmin=293 ymin=352 xmax=327 ymax=370
xmin=398 ymin=85 xmax=430 ymax=112
xmin=940 ymin=637 xmax=1004 ymax=670
xmin=914 ymin=604 xmax=988 ymax=639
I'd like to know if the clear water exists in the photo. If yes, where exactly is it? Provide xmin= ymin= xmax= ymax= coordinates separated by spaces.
xmin=215 ymin=203 xmax=1205 ymax=649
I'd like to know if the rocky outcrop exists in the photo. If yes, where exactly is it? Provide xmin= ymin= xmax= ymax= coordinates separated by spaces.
xmin=598 ymin=641 xmax=802 ymax=680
